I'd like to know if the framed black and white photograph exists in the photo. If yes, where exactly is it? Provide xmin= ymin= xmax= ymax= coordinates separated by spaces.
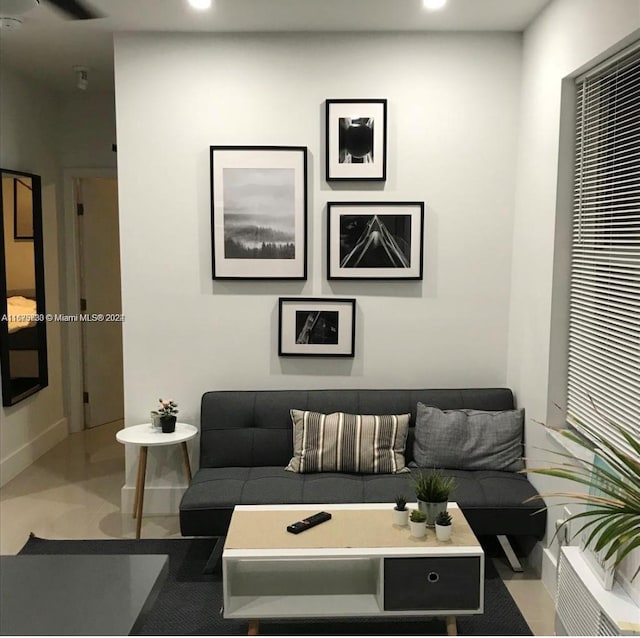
xmin=210 ymin=146 xmax=307 ymax=279
xmin=327 ymin=201 xmax=424 ymax=280
xmin=325 ymin=99 xmax=387 ymax=181
xmin=279 ymin=297 xmax=356 ymax=357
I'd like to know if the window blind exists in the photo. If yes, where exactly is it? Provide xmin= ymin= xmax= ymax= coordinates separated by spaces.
xmin=568 ymin=45 xmax=640 ymax=460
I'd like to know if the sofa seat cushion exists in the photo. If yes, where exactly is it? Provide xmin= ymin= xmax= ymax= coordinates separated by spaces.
xmin=179 ymin=467 xmax=545 ymax=539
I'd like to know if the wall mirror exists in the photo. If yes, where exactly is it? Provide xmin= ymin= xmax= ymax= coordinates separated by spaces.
xmin=0 ymin=168 xmax=48 ymax=406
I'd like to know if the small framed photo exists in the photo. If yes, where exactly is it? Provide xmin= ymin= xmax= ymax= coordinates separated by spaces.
xmin=279 ymin=297 xmax=356 ymax=357
xmin=210 ymin=145 xmax=308 ymax=279
xmin=325 ymin=99 xmax=387 ymax=181
xmin=327 ymin=201 xmax=424 ymax=280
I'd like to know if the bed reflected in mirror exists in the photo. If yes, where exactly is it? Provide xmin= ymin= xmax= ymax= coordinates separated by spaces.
xmin=0 ymin=168 xmax=48 ymax=406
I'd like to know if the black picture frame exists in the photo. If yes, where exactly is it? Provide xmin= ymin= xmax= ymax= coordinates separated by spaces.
xmin=13 ymin=177 xmax=34 ymax=240
xmin=210 ymin=145 xmax=308 ymax=280
xmin=278 ymin=297 xmax=356 ymax=357
xmin=325 ymin=99 xmax=387 ymax=182
xmin=0 ymin=168 xmax=48 ymax=407
xmin=327 ymin=201 xmax=424 ymax=280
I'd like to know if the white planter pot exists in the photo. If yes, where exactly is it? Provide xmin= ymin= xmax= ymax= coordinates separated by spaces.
xmin=435 ymin=523 xmax=452 ymax=541
xmin=392 ymin=508 xmax=409 ymax=526
xmin=409 ymin=520 xmax=426 ymax=538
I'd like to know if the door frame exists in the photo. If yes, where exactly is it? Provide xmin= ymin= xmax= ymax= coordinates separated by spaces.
xmin=61 ymin=168 xmax=118 ymax=433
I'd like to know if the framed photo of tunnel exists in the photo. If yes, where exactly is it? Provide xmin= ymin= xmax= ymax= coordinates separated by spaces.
xmin=325 ymin=99 xmax=387 ymax=181
xmin=278 ymin=297 xmax=356 ymax=357
xmin=327 ymin=201 xmax=424 ymax=280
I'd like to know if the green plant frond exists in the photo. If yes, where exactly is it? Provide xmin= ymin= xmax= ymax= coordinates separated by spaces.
xmin=613 ymin=537 xmax=640 ymax=576
xmin=590 ymin=446 xmax=640 ymax=492
xmin=591 ymin=516 xmax=639 ymax=553
xmin=527 ymin=467 xmax=640 ymax=506
xmin=523 ymin=451 xmax=637 ymax=491
xmin=601 ymin=522 xmax=640 ymax=560
xmin=525 ymin=468 xmax=626 ymax=496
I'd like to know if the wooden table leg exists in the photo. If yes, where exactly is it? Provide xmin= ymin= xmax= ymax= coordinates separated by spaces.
xmin=247 ymin=620 xmax=259 ymax=635
xmin=181 ymin=441 xmax=192 ymax=483
xmin=446 ymin=615 xmax=457 ymax=636
xmin=132 ymin=447 xmax=144 ymax=519
xmin=135 ymin=446 xmax=148 ymax=539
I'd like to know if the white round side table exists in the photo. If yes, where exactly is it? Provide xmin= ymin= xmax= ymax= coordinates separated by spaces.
xmin=116 ymin=422 xmax=198 ymax=539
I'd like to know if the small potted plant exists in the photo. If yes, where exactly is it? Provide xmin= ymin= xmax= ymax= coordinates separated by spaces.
xmin=151 ymin=398 xmax=178 ymax=433
xmin=392 ymin=495 xmax=409 ymax=526
xmin=435 ymin=510 xmax=453 ymax=541
xmin=411 ymin=468 xmax=455 ymax=527
xmin=409 ymin=509 xmax=427 ymax=539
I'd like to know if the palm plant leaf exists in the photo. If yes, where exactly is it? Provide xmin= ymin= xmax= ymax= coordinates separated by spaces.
xmin=523 ymin=416 xmax=639 ymax=579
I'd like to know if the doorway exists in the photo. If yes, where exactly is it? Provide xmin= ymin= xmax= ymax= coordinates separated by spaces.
xmin=75 ymin=177 xmax=124 ymax=429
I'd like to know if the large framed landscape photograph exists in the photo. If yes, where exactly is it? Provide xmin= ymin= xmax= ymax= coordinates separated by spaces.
xmin=325 ymin=99 xmax=387 ymax=182
xmin=210 ymin=146 xmax=308 ymax=279
xmin=279 ymin=297 xmax=356 ymax=357
xmin=327 ymin=201 xmax=424 ymax=280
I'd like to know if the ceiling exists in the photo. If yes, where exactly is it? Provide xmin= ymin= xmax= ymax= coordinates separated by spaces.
xmin=0 ymin=0 xmax=551 ymax=92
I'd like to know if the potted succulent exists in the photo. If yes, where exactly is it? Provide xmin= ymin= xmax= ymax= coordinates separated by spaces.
xmin=412 ymin=469 xmax=456 ymax=527
xmin=151 ymin=398 xmax=178 ymax=433
xmin=435 ymin=510 xmax=453 ymax=541
xmin=524 ymin=413 xmax=640 ymax=581
xmin=392 ymin=495 xmax=409 ymax=526
xmin=409 ymin=509 xmax=427 ymax=539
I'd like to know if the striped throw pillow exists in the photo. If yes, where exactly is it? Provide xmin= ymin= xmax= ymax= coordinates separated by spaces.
xmin=286 ymin=410 xmax=410 ymax=474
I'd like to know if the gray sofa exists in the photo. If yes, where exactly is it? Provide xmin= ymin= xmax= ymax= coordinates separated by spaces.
xmin=179 ymin=387 xmax=546 ymax=557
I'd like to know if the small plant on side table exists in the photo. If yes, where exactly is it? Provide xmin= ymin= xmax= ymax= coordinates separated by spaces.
xmin=435 ymin=510 xmax=453 ymax=541
xmin=409 ymin=508 xmax=427 ymax=539
xmin=152 ymin=398 xmax=179 ymax=433
xmin=392 ymin=495 xmax=409 ymax=526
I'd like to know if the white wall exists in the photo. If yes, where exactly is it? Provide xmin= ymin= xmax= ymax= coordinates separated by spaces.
xmin=56 ymin=92 xmax=118 ymax=434
xmin=507 ymin=0 xmax=640 ymax=596
xmin=114 ymin=31 xmax=522 ymax=511
xmin=58 ymin=92 xmax=117 ymax=169
xmin=0 ymin=68 xmax=67 ymax=486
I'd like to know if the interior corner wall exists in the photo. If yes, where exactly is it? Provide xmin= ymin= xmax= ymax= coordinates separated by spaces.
xmin=506 ymin=0 xmax=640 ymax=594
xmin=114 ymin=31 xmax=522 ymax=511
xmin=0 ymin=67 xmax=67 ymax=487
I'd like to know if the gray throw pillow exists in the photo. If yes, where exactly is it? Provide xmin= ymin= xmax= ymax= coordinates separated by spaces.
xmin=286 ymin=410 xmax=410 ymax=474
xmin=413 ymin=403 xmax=524 ymax=472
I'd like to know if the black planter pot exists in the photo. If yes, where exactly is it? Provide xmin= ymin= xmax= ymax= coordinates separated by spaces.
xmin=159 ymin=415 xmax=177 ymax=433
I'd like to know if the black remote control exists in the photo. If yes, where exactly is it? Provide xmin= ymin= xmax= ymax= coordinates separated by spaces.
xmin=287 ymin=511 xmax=332 ymax=534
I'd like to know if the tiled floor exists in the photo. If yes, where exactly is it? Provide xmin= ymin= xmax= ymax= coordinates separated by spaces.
xmin=0 ymin=422 xmax=556 ymax=635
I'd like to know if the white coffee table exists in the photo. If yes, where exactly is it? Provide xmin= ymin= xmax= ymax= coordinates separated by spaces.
xmin=222 ymin=503 xmax=484 ymax=636
xmin=116 ymin=422 xmax=197 ymax=538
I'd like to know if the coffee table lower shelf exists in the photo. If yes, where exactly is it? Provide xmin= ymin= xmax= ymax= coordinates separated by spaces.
xmin=223 ymin=504 xmax=484 ymax=637
xmin=224 ymin=553 xmax=483 ymax=636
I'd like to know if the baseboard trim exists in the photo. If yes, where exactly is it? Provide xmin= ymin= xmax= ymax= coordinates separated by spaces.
xmin=120 ymin=484 xmax=187 ymax=515
xmin=0 ymin=418 xmax=68 ymax=487
xmin=541 ymin=546 xmax=559 ymax=600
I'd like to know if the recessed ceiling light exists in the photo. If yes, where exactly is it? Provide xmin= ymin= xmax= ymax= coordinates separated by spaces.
xmin=188 ymin=0 xmax=212 ymax=10
xmin=423 ymin=0 xmax=447 ymax=10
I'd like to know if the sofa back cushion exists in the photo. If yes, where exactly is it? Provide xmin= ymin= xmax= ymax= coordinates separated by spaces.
xmin=199 ymin=388 xmax=515 ymax=468
xmin=413 ymin=403 xmax=525 ymax=472
xmin=286 ymin=410 xmax=411 ymax=474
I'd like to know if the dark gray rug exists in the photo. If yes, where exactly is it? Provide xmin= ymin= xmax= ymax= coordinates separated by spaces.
xmin=19 ymin=535 xmax=532 ymax=636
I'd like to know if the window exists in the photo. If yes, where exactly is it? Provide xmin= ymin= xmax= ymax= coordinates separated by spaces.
xmin=567 ymin=45 xmax=640 ymax=458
